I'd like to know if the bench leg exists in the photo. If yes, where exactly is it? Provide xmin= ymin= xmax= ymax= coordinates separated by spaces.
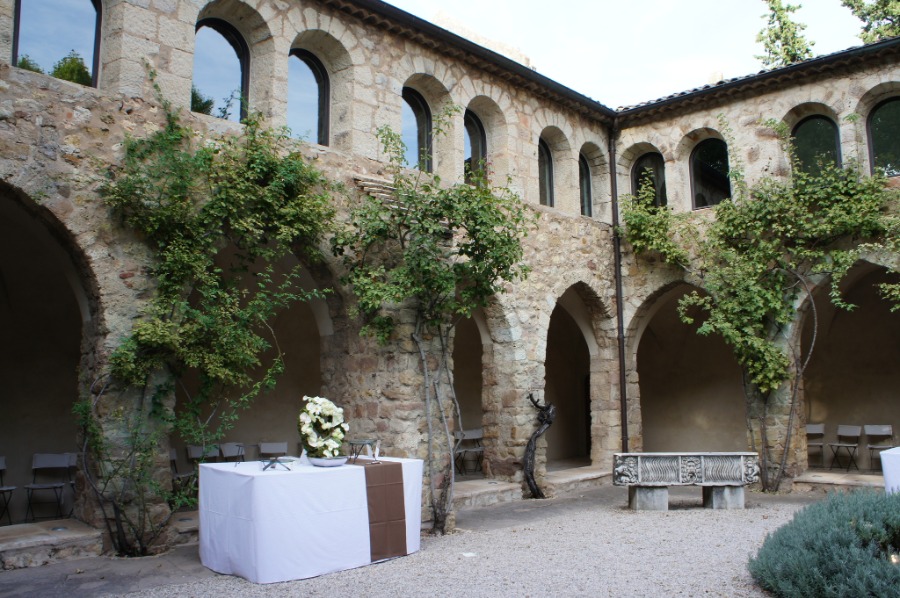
xmin=628 ymin=486 xmax=668 ymax=511
xmin=703 ymin=486 xmax=745 ymax=509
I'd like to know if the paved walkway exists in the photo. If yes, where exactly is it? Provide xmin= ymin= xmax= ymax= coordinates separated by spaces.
xmin=0 ymin=484 xmax=825 ymax=597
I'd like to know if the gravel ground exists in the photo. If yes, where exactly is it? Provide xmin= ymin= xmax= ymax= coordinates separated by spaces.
xmin=119 ymin=487 xmax=818 ymax=598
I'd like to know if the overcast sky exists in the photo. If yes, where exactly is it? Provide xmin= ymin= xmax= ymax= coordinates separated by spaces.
xmin=387 ymin=0 xmax=865 ymax=108
xmin=16 ymin=0 xmax=867 ymax=112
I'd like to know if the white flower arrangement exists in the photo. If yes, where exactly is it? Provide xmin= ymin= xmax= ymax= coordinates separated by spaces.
xmin=298 ymin=396 xmax=349 ymax=458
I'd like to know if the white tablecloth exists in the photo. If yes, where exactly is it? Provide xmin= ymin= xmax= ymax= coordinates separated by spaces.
xmin=882 ymin=446 xmax=900 ymax=494
xmin=199 ymin=456 xmax=423 ymax=583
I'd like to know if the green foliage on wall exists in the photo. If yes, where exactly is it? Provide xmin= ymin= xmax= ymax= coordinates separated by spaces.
xmin=332 ymin=107 xmax=534 ymax=532
xmin=76 ymin=75 xmax=335 ymax=555
xmin=622 ymin=118 xmax=900 ymax=489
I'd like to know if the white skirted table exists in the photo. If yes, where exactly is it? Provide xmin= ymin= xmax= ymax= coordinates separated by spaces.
xmin=882 ymin=446 xmax=900 ymax=494
xmin=199 ymin=456 xmax=423 ymax=584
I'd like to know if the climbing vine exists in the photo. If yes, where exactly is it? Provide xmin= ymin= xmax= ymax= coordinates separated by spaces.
xmin=332 ymin=107 xmax=534 ymax=533
xmin=76 ymin=77 xmax=335 ymax=555
xmin=622 ymin=118 xmax=900 ymax=490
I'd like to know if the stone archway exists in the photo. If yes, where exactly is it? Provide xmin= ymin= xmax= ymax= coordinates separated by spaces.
xmin=636 ymin=285 xmax=746 ymax=451
xmin=801 ymin=264 xmax=900 ymax=470
xmin=0 ymin=188 xmax=93 ymax=523
xmin=544 ymin=304 xmax=591 ymax=468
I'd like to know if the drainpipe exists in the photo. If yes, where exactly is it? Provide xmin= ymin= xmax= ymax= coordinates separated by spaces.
xmin=608 ymin=123 xmax=629 ymax=452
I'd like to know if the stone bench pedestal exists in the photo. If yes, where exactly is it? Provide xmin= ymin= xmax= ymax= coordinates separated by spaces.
xmin=614 ymin=452 xmax=759 ymax=511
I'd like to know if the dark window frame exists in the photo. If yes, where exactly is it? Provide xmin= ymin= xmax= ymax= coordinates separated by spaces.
xmin=791 ymin=115 xmax=841 ymax=174
xmin=538 ymin=138 xmax=554 ymax=207
xmin=12 ymin=0 xmax=102 ymax=88
xmin=289 ymin=48 xmax=330 ymax=146
xmin=690 ymin=138 xmax=731 ymax=210
xmin=402 ymin=87 xmax=433 ymax=172
xmin=195 ymin=17 xmax=250 ymax=121
xmin=464 ymin=109 xmax=487 ymax=184
xmin=631 ymin=151 xmax=668 ymax=207
xmin=867 ymin=97 xmax=900 ymax=177
xmin=578 ymin=153 xmax=592 ymax=216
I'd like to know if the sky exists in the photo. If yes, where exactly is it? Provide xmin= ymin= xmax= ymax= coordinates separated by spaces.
xmin=15 ymin=0 xmax=867 ymax=112
xmin=386 ymin=0 xmax=865 ymax=108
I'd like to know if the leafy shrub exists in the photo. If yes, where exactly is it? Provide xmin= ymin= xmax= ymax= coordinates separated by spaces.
xmin=749 ymin=490 xmax=900 ymax=597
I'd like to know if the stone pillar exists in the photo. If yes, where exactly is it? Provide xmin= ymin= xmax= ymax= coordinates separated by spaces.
xmin=702 ymin=486 xmax=745 ymax=509
xmin=0 ymin=0 xmax=13 ymax=65
xmin=628 ymin=486 xmax=668 ymax=510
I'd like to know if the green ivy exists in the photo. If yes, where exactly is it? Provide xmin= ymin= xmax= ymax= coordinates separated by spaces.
xmin=332 ymin=108 xmax=534 ymax=532
xmin=80 ymin=75 xmax=335 ymax=555
xmin=622 ymin=120 xmax=900 ymax=489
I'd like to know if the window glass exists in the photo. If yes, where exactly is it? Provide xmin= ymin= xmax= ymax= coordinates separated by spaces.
xmin=579 ymin=154 xmax=592 ymax=216
xmin=401 ymin=88 xmax=432 ymax=171
xmin=538 ymin=138 xmax=554 ymax=207
xmin=631 ymin=152 xmax=667 ymax=207
xmin=464 ymin=110 xmax=487 ymax=183
xmin=193 ymin=19 xmax=248 ymax=122
xmin=792 ymin=116 xmax=840 ymax=175
xmin=869 ymin=98 xmax=900 ymax=177
xmin=288 ymin=50 xmax=329 ymax=145
xmin=14 ymin=0 xmax=99 ymax=86
xmin=691 ymin=139 xmax=731 ymax=209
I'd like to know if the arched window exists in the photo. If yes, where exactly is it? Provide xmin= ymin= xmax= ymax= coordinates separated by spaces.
xmin=691 ymin=139 xmax=731 ymax=209
xmin=579 ymin=154 xmax=592 ymax=216
xmin=538 ymin=138 xmax=554 ymax=207
xmin=194 ymin=18 xmax=249 ymax=122
xmin=792 ymin=116 xmax=840 ymax=175
xmin=464 ymin=109 xmax=487 ymax=183
xmin=631 ymin=152 xmax=667 ymax=207
xmin=401 ymin=87 xmax=432 ymax=171
xmin=288 ymin=50 xmax=329 ymax=145
xmin=868 ymin=98 xmax=900 ymax=177
xmin=13 ymin=0 xmax=101 ymax=87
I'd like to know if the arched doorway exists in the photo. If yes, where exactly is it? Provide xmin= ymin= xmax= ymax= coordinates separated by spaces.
xmin=802 ymin=265 xmax=900 ymax=470
xmin=544 ymin=304 xmax=591 ymax=469
xmin=0 ymin=190 xmax=89 ymax=522
xmin=452 ymin=312 xmax=486 ymax=477
xmin=636 ymin=286 xmax=745 ymax=451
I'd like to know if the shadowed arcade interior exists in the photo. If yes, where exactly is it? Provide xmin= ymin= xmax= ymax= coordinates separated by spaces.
xmin=802 ymin=265 xmax=900 ymax=470
xmin=637 ymin=286 xmax=746 ymax=452
xmin=0 ymin=192 xmax=84 ymax=523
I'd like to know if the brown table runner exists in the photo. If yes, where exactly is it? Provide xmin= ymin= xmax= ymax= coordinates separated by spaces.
xmin=350 ymin=460 xmax=407 ymax=561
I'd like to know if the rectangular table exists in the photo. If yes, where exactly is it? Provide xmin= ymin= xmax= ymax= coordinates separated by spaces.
xmin=199 ymin=456 xmax=423 ymax=583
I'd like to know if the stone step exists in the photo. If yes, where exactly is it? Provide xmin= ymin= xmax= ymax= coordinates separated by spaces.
xmin=452 ymin=478 xmax=523 ymax=511
xmin=543 ymin=466 xmax=612 ymax=497
xmin=0 ymin=519 xmax=102 ymax=570
xmin=792 ymin=469 xmax=885 ymax=494
xmin=170 ymin=510 xmax=199 ymax=546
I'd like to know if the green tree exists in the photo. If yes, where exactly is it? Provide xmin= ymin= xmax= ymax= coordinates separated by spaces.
xmin=190 ymin=85 xmax=215 ymax=115
xmin=332 ymin=107 xmax=534 ymax=533
xmin=81 ymin=74 xmax=336 ymax=555
xmin=50 ymin=50 xmax=92 ymax=86
xmin=756 ymin=0 xmax=815 ymax=67
xmin=622 ymin=118 xmax=900 ymax=491
xmin=842 ymin=0 xmax=900 ymax=42
xmin=16 ymin=54 xmax=44 ymax=74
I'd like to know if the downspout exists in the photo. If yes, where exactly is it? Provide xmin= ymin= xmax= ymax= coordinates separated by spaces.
xmin=608 ymin=122 xmax=629 ymax=452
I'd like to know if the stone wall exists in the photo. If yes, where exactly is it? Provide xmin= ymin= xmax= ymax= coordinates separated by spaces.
xmin=1 ymin=0 xmax=898 ymax=545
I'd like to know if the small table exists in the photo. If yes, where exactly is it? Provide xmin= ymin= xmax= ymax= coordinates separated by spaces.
xmin=199 ymin=456 xmax=422 ymax=584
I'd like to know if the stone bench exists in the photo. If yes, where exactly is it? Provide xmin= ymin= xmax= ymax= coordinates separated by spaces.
xmin=613 ymin=452 xmax=760 ymax=510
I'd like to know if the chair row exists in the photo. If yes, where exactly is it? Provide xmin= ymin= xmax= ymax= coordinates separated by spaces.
xmin=0 ymin=452 xmax=77 ymax=526
xmin=806 ymin=424 xmax=895 ymax=471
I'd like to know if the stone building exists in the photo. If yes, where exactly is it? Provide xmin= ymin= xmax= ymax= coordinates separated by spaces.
xmin=0 ymin=0 xmax=898 ymax=541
